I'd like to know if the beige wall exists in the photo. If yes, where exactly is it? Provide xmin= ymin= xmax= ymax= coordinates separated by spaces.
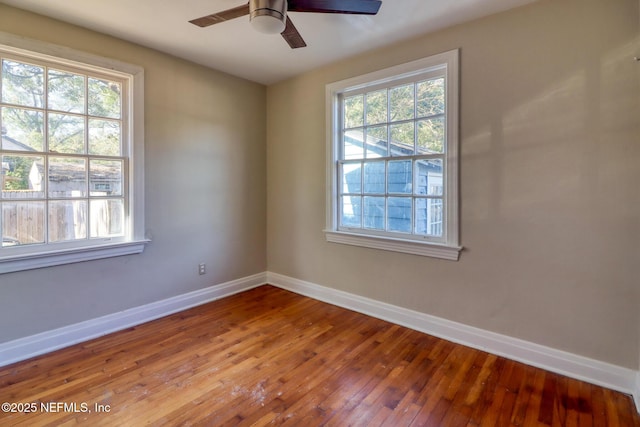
xmin=0 ymin=5 xmax=267 ymax=341
xmin=267 ymin=0 xmax=640 ymax=369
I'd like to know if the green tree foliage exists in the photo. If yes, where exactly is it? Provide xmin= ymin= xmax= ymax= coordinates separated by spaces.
xmin=48 ymin=69 xmax=84 ymax=113
xmin=1 ymin=59 xmax=122 ymax=157
xmin=390 ymin=84 xmax=414 ymax=122
xmin=1 ymin=60 xmax=44 ymax=108
xmin=2 ymin=155 xmax=41 ymax=191
xmin=89 ymin=119 xmax=121 ymax=156
xmin=88 ymin=78 xmax=121 ymax=119
xmin=366 ymin=90 xmax=387 ymax=125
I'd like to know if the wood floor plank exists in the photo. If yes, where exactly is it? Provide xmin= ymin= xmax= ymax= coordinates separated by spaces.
xmin=0 ymin=285 xmax=638 ymax=426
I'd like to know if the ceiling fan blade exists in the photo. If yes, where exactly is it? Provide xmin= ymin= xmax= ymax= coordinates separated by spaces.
xmin=281 ymin=16 xmax=307 ymax=49
xmin=287 ymin=0 xmax=381 ymax=15
xmin=189 ymin=3 xmax=250 ymax=27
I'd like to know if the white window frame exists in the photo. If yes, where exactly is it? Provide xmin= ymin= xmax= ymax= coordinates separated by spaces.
xmin=0 ymin=32 xmax=147 ymax=274
xmin=325 ymin=49 xmax=461 ymax=261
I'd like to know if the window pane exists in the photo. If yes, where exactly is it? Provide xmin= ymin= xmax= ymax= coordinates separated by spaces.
xmin=365 ymin=125 xmax=387 ymax=158
xmin=417 ymin=117 xmax=445 ymax=154
xmin=49 ymin=157 xmax=87 ymax=198
xmin=48 ymin=69 xmax=85 ymax=113
xmin=388 ymin=160 xmax=412 ymax=194
xmin=90 ymin=199 xmax=124 ymax=238
xmin=363 ymin=161 xmax=385 ymax=194
xmin=341 ymin=195 xmax=361 ymax=228
xmin=343 ymin=129 xmax=364 ymax=160
xmin=2 ymin=201 xmax=45 ymax=246
xmin=90 ymin=159 xmax=123 ymax=196
xmin=48 ymin=113 xmax=85 ymax=154
xmin=344 ymin=94 xmax=363 ymax=129
xmin=89 ymin=119 xmax=121 ymax=156
xmin=415 ymin=198 xmax=443 ymax=237
xmin=1 ymin=107 xmax=44 ymax=151
xmin=417 ymin=78 xmax=444 ymax=117
xmin=1 ymin=155 xmax=45 ymax=199
xmin=88 ymin=78 xmax=121 ymax=119
xmin=49 ymin=199 xmax=87 ymax=242
xmin=1 ymin=60 xmax=44 ymax=108
xmin=415 ymin=159 xmax=443 ymax=196
xmin=341 ymin=162 xmax=361 ymax=194
xmin=363 ymin=196 xmax=384 ymax=230
xmin=365 ymin=90 xmax=387 ymax=125
xmin=389 ymin=84 xmax=414 ymax=122
xmin=390 ymin=122 xmax=414 ymax=156
xmin=388 ymin=197 xmax=412 ymax=233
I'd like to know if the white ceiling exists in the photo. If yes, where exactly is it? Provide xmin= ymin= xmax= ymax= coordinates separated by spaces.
xmin=0 ymin=0 xmax=535 ymax=85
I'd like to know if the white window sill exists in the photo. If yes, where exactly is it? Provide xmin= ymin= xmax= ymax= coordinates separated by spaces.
xmin=0 ymin=240 xmax=150 ymax=274
xmin=324 ymin=230 xmax=461 ymax=261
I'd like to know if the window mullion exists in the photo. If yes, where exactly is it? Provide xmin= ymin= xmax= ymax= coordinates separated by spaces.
xmin=44 ymin=156 xmax=49 ymax=244
xmin=411 ymin=196 xmax=415 ymax=236
xmin=85 ymin=156 xmax=90 ymax=241
xmin=359 ymin=160 xmax=364 ymax=228
xmin=84 ymin=74 xmax=90 ymax=241
xmin=43 ymin=68 xmax=50 ymax=244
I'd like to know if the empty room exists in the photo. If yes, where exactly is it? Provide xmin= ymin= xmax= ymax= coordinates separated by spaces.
xmin=0 ymin=0 xmax=639 ymax=425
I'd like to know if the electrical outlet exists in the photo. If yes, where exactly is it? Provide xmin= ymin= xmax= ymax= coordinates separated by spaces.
xmin=198 ymin=263 xmax=206 ymax=275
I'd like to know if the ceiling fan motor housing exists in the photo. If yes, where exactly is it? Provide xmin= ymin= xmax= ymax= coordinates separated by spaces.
xmin=250 ymin=0 xmax=287 ymax=34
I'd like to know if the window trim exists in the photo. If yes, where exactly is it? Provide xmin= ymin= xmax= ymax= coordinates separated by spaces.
xmin=0 ymin=32 xmax=148 ymax=274
xmin=325 ymin=49 xmax=461 ymax=260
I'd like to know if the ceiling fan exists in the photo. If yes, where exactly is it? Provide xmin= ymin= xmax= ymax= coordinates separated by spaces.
xmin=189 ymin=0 xmax=382 ymax=49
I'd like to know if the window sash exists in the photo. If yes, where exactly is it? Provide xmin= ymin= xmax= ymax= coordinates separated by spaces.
xmin=337 ymin=160 xmax=446 ymax=243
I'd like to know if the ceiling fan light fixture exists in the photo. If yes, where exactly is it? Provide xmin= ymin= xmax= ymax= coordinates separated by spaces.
xmin=250 ymin=0 xmax=287 ymax=34
xmin=189 ymin=0 xmax=382 ymax=50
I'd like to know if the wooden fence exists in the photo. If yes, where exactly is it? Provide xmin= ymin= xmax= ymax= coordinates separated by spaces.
xmin=2 ymin=190 xmax=120 ymax=244
xmin=2 ymin=198 xmax=45 ymax=244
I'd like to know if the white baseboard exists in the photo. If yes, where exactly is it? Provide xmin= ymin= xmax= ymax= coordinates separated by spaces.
xmin=0 ymin=272 xmax=267 ymax=367
xmin=635 ymin=372 xmax=640 ymax=414
xmin=267 ymin=272 xmax=638 ymax=399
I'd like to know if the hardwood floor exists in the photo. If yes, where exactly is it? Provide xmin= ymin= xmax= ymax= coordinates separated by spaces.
xmin=0 ymin=285 xmax=638 ymax=426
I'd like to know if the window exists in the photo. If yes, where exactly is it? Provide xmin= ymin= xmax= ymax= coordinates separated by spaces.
xmin=325 ymin=50 xmax=461 ymax=260
xmin=0 ymin=34 xmax=146 ymax=273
